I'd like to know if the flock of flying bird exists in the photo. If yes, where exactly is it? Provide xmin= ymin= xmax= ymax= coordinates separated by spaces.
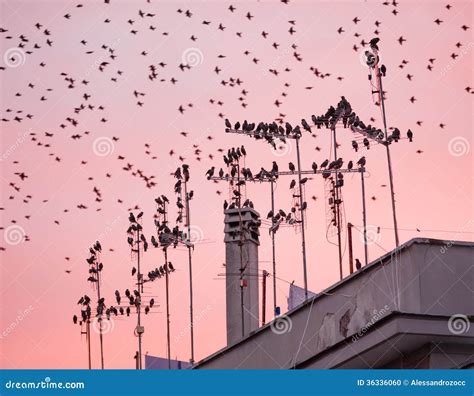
xmin=1 ymin=1 xmax=470 ymax=249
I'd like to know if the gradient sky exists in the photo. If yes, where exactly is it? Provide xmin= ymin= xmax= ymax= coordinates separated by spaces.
xmin=1 ymin=0 xmax=472 ymax=369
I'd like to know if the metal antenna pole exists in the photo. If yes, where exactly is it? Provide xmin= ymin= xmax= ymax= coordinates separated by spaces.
xmin=270 ymin=178 xmax=277 ymax=317
xmin=136 ymin=226 xmax=143 ymax=370
xmin=360 ymin=168 xmax=368 ymax=266
xmin=183 ymin=179 xmax=195 ymax=365
xmin=376 ymin=67 xmax=400 ymax=247
xmin=261 ymin=270 xmax=268 ymax=326
xmin=163 ymin=203 xmax=171 ymax=369
xmin=96 ymin=268 xmax=105 ymax=369
xmin=295 ymin=136 xmax=308 ymax=300
xmin=332 ymin=127 xmax=343 ymax=280
xmin=347 ymin=223 xmax=354 ymax=275
xmin=87 ymin=320 xmax=92 ymax=369
xmin=236 ymin=157 xmax=245 ymax=338
xmin=164 ymin=247 xmax=171 ymax=369
xmin=82 ymin=319 xmax=92 ymax=369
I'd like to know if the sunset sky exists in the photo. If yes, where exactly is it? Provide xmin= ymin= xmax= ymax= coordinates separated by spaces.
xmin=1 ymin=0 xmax=472 ymax=369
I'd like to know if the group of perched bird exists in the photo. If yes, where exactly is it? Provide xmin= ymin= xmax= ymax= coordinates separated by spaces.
xmin=225 ymin=95 xmax=414 ymax=156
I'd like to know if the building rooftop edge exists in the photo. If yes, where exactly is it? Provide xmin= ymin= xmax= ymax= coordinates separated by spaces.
xmin=294 ymin=311 xmax=474 ymax=369
xmin=193 ymin=237 xmax=473 ymax=368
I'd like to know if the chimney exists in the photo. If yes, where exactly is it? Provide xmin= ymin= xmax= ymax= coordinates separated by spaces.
xmin=224 ymin=207 xmax=260 ymax=345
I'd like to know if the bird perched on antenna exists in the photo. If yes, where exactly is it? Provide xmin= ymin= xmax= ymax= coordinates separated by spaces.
xmin=369 ymin=37 xmax=380 ymax=51
xmin=357 ymin=156 xmax=366 ymax=167
xmin=363 ymin=138 xmax=370 ymax=150
xmin=205 ymin=167 xmax=215 ymax=180
xmin=352 ymin=141 xmax=358 ymax=152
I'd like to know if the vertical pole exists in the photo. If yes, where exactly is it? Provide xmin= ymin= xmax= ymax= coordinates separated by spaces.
xmin=164 ymin=248 xmax=171 ymax=369
xmin=136 ymin=227 xmax=143 ymax=370
xmin=295 ymin=137 xmax=308 ymax=300
xmin=332 ymin=127 xmax=343 ymax=280
xmin=348 ymin=223 xmax=354 ymax=274
xmin=360 ymin=169 xmax=368 ymax=266
xmin=163 ymin=203 xmax=171 ymax=369
xmin=236 ymin=158 xmax=245 ymax=337
xmin=86 ymin=320 xmax=92 ymax=370
xmin=270 ymin=178 xmax=277 ymax=317
xmin=262 ymin=270 xmax=267 ymax=326
xmin=183 ymin=180 xmax=195 ymax=364
xmin=377 ymin=68 xmax=400 ymax=247
xmin=96 ymin=268 xmax=105 ymax=369
xmin=240 ymin=267 xmax=245 ymax=337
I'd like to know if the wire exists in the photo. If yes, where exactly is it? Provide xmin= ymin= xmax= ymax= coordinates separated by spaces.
xmin=351 ymin=225 xmax=474 ymax=234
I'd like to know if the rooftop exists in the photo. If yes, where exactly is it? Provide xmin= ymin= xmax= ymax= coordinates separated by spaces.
xmin=194 ymin=238 xmax=474 ymax=369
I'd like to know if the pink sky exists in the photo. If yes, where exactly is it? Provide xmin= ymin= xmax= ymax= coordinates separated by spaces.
xmin=1 ymin=0 xmax=472 ymax=369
